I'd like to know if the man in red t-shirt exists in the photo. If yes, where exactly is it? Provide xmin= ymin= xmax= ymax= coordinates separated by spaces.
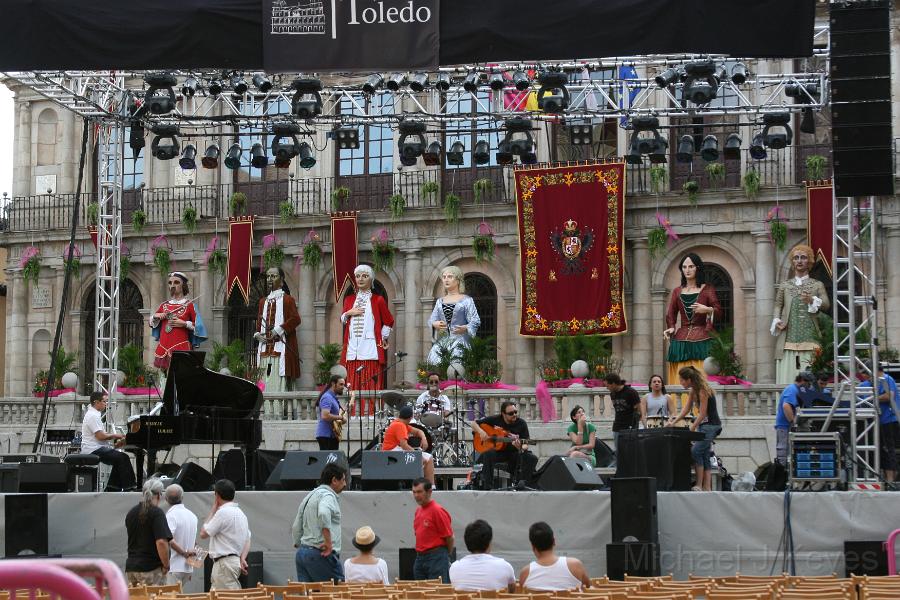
xmin=383 ymin=405 xmax=435 ymax=484
xmin=412 ymin=478 xmax=454 ymax=583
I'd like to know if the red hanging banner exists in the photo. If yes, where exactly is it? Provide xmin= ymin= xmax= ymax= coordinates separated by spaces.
xmin=226 ymin=216 xmax=255 ymax=305
xmin=331 ymin=212 xmax=359 ymax=303
xmin=516 ymin=161 xmax=627 ymax=337
xmin=807 ymin=181 xmax=833 ymax=275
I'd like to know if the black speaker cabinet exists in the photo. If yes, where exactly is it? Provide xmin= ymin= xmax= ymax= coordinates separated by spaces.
xmin=399 ymin=548 xmax=417 ymax=580
xmin=611 ymin=477 xmax=658 ymax=543
xmin=594 ymin=440 xmax=616 ymax=469
xmin=17 ymin=462 xmax=68 ymax=493
xmin=173 ymin=462 xmax=215 ymax=492
xmin=255 ymin=449 xmax=286 ymax=490
xmin=203 ymin=550 xmax=263 ymax=590
xmin=844 ymin=541 xmax=888 ymax=577
xmin=361 ymin=451 xmax=422 ymax=490
xmin=279 ymin=451 xmax=349 ymax=490
xmin=537 ymin=456 xmax=603 ymax=491
xmin=213 ymin=449 xmax=247 ymax=490
xmin=0 ymin=463 xmax=19 ymax=493
xmin=5 ymin=494 xmax=49 ymax=557
xmin=606 ymin=542 xmax=660 ymax=580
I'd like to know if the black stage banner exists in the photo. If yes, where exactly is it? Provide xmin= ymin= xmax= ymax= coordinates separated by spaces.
xmin=263 ymin=0 xmax=439 ymax=71
xmin=0 ymin=0 xmax=814 ymax=71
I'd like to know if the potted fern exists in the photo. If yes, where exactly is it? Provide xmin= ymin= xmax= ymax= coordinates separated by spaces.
xmin=131 ymin=209 xmax=147 ymax=232
xmin=302 ymin=229 xmax=322 ymax=269
xmin=279 ymin=200 xmax=295 ymax=224
xmin=62 ymin=244 xmax=81 ymax=278
xmin=742 ymin=168 xmax=761 ymax=200
xmin=648 ymin=226 xmax=668 ymax=260
xmin=473 ymin=178 xmax=493 ymax=203
xmin=766 ymin=206 xmax=788 ymax=252
xmin=262 ymin=233 xmax=285 ymax=270
xmin=683 ymin=180 xmax=700 ymax=205
xmin=806 ymin=154 xmax=827 ymax=181
xmin=315 ymin=343 xmax=343 ymax=386
xmin=422 ymin=181 xmax=439 ymax=203
xmin=181 ymin=203 xmax=198 ymax=233
xmin=649 ymin=165 xmax=668 ymax=194
xmin=230 ymin=192 xmax=247 ymax=217
xmin=331 ymin=186 xmax=350 ymax=211
xmin=705 ymin=162 xmax=726 ymax=188
xmin=473 ymin=221 xmax=495 ymax=263
xmin=370 ymin=228 xmax=396 ymax=272
xmin=443 ymin=193 xmax=461 ymax=224
xmin=389 ymin=194 xmax=406 ymax=219
xmin=150 ymin=235 xmax=171 ymax=275
xmin=86 ymin=201 xmax=99 ymax=226
xmin=20 ymin=246 xmax=42 ymax=285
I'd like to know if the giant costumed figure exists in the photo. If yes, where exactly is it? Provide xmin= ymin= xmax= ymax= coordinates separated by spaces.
xmin=149 ymin=271 xmax=207 ymax=373
xmin=254 ymin=267 xmax=301 ymax=392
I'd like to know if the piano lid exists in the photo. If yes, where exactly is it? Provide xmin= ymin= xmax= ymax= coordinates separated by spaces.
xmin=162 ymin=351 xmax=263 ymax=419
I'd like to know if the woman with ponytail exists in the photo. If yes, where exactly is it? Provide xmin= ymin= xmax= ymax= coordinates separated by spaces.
xmin=667 ymin=366 xmax=722 ymax=491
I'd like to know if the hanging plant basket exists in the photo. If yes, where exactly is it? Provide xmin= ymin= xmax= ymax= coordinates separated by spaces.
xmin=766 ymin=207 xmax=788 ymax=252
xmin=119 ymin=243 xmax=132 ymax=282
xmin=230 ymin=192 xmax=247 ymax=217
xmin=805 ymin=154 xmax=828 ymax=181
xmin=742 ymin=168 xmax=761 ymax=200
xmin=443 ymin=193 xmax=461 ymax=224
xmin=705 ymin=162 xmax=726 ymax=188
xmin=370 ymin=228 xmax=396 ymax=273
xmin=648 ymin=227 xmax=668 ymax=260
xmin=261 ymin=233 xmax=285 ymax=270
xmin=207 ymin=249 xmax=227 ymax=275
xmin=473 ymin=221 xmax=495 ymax=263
xmin=389 ymin=194 xmax=406 ymax=219
xmin=150 ymin=235 xmax=172 ymax=275
xmin=299 ymin=229 xmax=322 ymax=270
xmin=20 ymin=246 xmax=42 ymax=285
xmin=422 ymin=181 xmax=439 ymax=203
xmin=131 ymin=209 xmax=147 ymax=232
xmin=648 ymin=165 xmax=668 ymax=194
xmin=181 ymin=203 xmax=198 ymax=233
xmin=86 ymin=201 xmax=99 ymax=226
xmin=473 ymin=178 xmax=493 ymax=203
xmin=331 ymin=186 xmax=351 ymax=211
xmin=61 ymin=243 xmax=82 ymax=279
xmin=279 ymin=200 xmax=295 ymax=224
xmin=682 ymin=180 xmax=700 ymax=205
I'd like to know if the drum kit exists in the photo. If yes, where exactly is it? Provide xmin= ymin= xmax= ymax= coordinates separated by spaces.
xmin=378 ymin=390 xmax=473 ymax=467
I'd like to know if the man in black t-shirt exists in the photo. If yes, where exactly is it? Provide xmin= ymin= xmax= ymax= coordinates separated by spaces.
xmin=605 ymin=373 xmax=641 ymax=447
xmin=125 ymin=478 xmax=173 ymax=585
xmin=470 ymin=401 xmax=538 ymax=490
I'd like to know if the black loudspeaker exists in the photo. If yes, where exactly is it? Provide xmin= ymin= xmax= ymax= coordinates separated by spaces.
xmin=606 ymin=542 xmax=660 ymax=580
xmin=255 ymin=449 xmax=286 ymax=490
xmin=361 ymin=451 xmax=422 ymax=490
xmin=611 ymin=477 xmax=658 ymax=543
xmin=1 ymin=454 xmax=59 ymax=464
xmin=537 ymin=456 xmax=603 ymax=491
xmin=830 ymin=0 xmax=894 ymax=197
xmin=844 ymin=541 xmax=889 ymax=577
xmin=0 ymin=463 xmax=19 ymax=493
xmin=17 ymin=463 xmax=68 ymax=493
xmin=279 ymin=451 xmax=350 ymax=490
xmin=594 ymin=440 xmax=616 ymax=468
xmin=399 ymin=548 xmax=417 ymax=580
xmin=173 ymin=462 xmax=215 ymax=492
xmin=203 ymin=550 xmax=263 ymax=591
xmin=213 ymin=449 xmax=246 ymax=490
xmin=754 ymin=461 xmax=787 ymax=492
xmin=5 ymin=494 xmax=49 ymax=557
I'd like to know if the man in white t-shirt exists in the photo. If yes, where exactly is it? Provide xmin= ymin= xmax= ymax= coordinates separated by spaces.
xmin=165 ymin=484 xmax=198 ymax=586
xmin=80 ymin=391 xmax=136 ymax=491
xmin=200 ymin=479 xmax=251 ymax=590
xmin=449 ymin=519 xmax=515 ymax=592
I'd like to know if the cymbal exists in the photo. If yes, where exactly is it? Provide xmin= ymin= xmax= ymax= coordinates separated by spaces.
xmin=380 ymin=390 xmax=407 ymax=409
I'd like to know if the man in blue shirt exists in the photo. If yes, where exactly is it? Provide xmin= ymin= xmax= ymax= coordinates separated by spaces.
xmin=859 ymin=365 xmax=899 ymax=482
xmin=774 ymin=372 xmax=814 ymax=464
xmin=316 ymin=375 xmax=347 ymax=450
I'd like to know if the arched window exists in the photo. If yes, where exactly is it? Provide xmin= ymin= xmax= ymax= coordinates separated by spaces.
xmin=703 ymin=263 xmax=733 ymax=332
xmin=463 ymin=273 xmax=497 ymax=358
xmin=82 ymin=279 xmax=145 ymax=391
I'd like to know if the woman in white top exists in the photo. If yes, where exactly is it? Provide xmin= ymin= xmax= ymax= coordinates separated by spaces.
xmin=641 ymin=374 xmax=675 ymax=428
xmin=519 ymin=522 xmax=590 ymax=591
xmin=343 ymin=526 xmax=390 ymax=584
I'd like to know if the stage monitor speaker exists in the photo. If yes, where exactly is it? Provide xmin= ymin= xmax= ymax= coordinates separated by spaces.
xmin=0 ymin=463 xmax=19 ymax=493
xmin=606 ymin=542 xmax=660 ymax=580
xmin=844 ymin=541 xmax=888 ymax=577
xmin=255 ymin=449 xmax=286 ymax=490
xmin=279 ymin=451 xmax=350 ymax=490
xmin=399 ymin=548 xmax=417 ymax=580
xmin=17 ymin=462 xmax=68 ymax=493
xmin=754 ymin=461 xmax=787 ymax=492
xmin=537 ymin=456 xmax=603 ymax=491
xmin=173 ymin=462 xmax=215 ymax=492
xmin=203 ymin=550 xmax=263 ymax=591
xmin=361 ymin=451 xmax=422 ymax=490
xmin=5 ymin=494 xmax=48 ymax=557
xmin=611 ymin=477 xmax=658 ymax=543
xmin=594 ymin=440 xmax=616 ymax=469
xmin=213 ymin=449 xmax=246 ymax=490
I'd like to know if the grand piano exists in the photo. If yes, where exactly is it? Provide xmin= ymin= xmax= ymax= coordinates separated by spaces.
xmin=125 ymin=351 xmax=264 ymax=487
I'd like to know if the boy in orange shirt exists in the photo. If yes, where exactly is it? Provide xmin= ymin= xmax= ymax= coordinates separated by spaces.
xmin=383 ymin=405 xmax=435 ymax=484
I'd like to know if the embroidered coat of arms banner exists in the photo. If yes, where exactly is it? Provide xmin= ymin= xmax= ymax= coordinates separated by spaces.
xmin=515 ymin=162 xmax=627 ymax=337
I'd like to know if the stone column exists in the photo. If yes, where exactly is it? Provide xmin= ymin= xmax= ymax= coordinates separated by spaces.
xmin=297 ymin=265 xmax=316 ymax=389
xmin=14 ymin=101 xmax=32 ymax=197
xmin=8 ymin=274 xmax=28 ymax=396
xmin=401 ymin=250 xmax=422 ymax=382
xmin=313 ymin=301 xmax=329 ymax=377
xmin=630 ymin=239 xmax=652 ymax=383
xmin=753 ymin=232 xmax=776 ymax=383
xmin=885 ymin=227 xmax=900 ymax=350
xmin=741 ymin=287 xmax=758 ymax=382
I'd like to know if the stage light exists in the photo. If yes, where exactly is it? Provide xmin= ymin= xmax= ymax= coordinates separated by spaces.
xmin=179 ymin=144 xmax=197 ymax=170
xmin=144 ymin=72 xmax=177 ymax=115
xmin=208 ymin=79 xmax=223 ymax=96
xmin=386 ymin=72 xmax=406 ymax=92
xmin=647 ymin=138 xmax=669 ymax=164
xmin=495 ymin=140 xmax=513 ymax=165
xmin=128 ymin=124 xmax=145 ymax=159
xmin=731 ymin=62 xmax=748 ymax=85
xmin=512 ymin=70 xmax=530 ymax=91
xmin=291 ymin=78 xmax=323 ymax=119
xmin=699 ymin=135 xmax=719 ymax=162
xmin=435 ymin=73 xmax=451 ymax=92
xmin=749 ymin=134 xmax=767 ymax=160
xmin=682 ymin=60 xmax=718 ymax=105
xmin=250 ymin=143 xmax=267 ymax=169
xmin=181 ymin=76 xmax=198 ymax=98
xmin=723 ymin=133 xmax=742 ymax=160
xmin=422 ymin=141 xmax=442 ymax=166
xmin=655 ymin=67 xmax=681 ymax=88
xmin=676 ymin=135 xmax=695 ymax=163
xmin=271 ymin=122 xmax=302 ymax=167
xmin=231 ymin=74 xmax=248 ymax=95
xmin=799 ymin=107 xmax=816 ymax=135
xmin=473 ymin=140 xmax=490 ymax=165
xmin=537 ymin=71 xmax=569 ymax=113
xmin=333 ymin=126 xmax=360 ymax=150
xmin=489 ymin=72 xmax=505 ymax=91
xmin=362 ymin=73 xmax=384 ymax=95
xmin=150 ymin=124 xmax=180 ymax=160
xmin=224 ymin=143 xmax=242 ymax=169
xmin=463 ymin=71 xmax=480 ymax=93
xmin=409 ymin=72 xmax=429 ymax=92
xmin=629 ymin=116 xmax=666 ymax=161
xmin=201 ymin=144 xmax=220 ymax=169
xmin=624 ymin=138 xmax=643 ymax=165
xmin=762 ymin=112 xmax=792 ymax=150
xmin=520 ymin=150 xmax=538 ymax=165
xmin=297 ymin=142 xmax=316 ymax=169
xmin=566 ymin=121 xmax=593 ymax=146
xmin=500 ymin=116 xmax=535 ymax=163
xmin=715 ymin=65 xmax=728 ymax=84
xmin=398 ymin=120 xmax=427 ymax=166
xmin=785 ymin=82 xmax=820 ymax=101
xmin=447 ymin=141 xmax=465 ymax=166
xmin=252 ymin=73 xmax=272 ymax=93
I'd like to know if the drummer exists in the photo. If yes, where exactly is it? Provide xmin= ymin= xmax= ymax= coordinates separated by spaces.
xmin=415 ymin=372 xmax=454 ymax=423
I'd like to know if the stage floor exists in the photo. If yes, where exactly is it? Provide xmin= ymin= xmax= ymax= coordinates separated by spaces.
xmin=1 ymin=490 xmax=896 ymax=590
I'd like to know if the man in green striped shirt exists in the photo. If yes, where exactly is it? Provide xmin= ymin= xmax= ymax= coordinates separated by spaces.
xmin=292 ymin=463 xmax=348 ymax=582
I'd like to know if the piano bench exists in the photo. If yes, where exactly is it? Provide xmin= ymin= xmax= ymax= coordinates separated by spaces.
xmin=64 ymin=454 xmax=100 ymax=467
xmin=64 ymin=454 xmax=100 ymax=492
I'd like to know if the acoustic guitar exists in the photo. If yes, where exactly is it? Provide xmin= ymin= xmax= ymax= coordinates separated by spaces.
xmin=473 ymin=422 xmax=531 ymax=454
xmin=331 ymin=390 xmax=351 ymax=442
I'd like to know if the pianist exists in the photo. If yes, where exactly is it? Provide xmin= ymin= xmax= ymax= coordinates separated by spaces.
xmin=80 ymin=391 xmax=137 ymax=492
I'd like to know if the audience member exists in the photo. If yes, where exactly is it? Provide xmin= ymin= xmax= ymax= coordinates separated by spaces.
xmin=292 ymin=463 xmax=348 ymax=583
xmin=566 ymin=406 xmax=596 ymax=465
xmin=519 ymin=522 xmax=589 ymax=590
xmin=448 ymin=519 xmax=515 ymax=592
xmin=412 ymin=477 xmax=454 ymax=583
xmin=164 ymin=483 xmax=198 ymax=587
xmin=344 ymin=526 xmax=390 ymax=584
xmin=200 ymin=479 xmax=251 ymax=590
xmin=124 ymin=478 xmax=172 ymax=585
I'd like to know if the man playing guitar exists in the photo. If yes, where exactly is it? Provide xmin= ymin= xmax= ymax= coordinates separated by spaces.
xmin=470 ymin=401 xmax=537 ymax=490
xmin=316 ymin=375 xmax=347 ymax=450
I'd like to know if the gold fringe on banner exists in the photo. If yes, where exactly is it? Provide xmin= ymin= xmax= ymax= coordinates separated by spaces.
xmin=513 ymin=157 xmax=625 ymax=172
